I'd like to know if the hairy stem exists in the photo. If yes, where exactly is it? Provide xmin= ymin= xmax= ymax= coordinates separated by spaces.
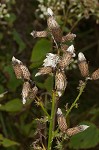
xmin=48 ymin=91 xmax=56 ymax=150
xmin=66 ymin=81 xmax=87 ymax=118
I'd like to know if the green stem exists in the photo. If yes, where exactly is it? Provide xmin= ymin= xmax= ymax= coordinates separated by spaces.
xmin=66 ymin=81 xmax=87 ymax=118
xmin=48 ymin=91 xmax=56 ymax=150
xmin=39 ymin=101 xmax=50 ymax=120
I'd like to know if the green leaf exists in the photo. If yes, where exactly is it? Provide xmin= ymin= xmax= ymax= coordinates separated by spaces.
xmin=3 ymin=65 xmax=21 ymax=91
xmin=1 ymin=138 xmax=19 ymax=147
xmin=13 ymin=29 xmax=26 ymax=52
xmin=0 ymin=99 xmax=23 ymax=112
xmin=31 ymin=39 xmax=52 ymax=68
xmin=44 ymin=75 xmax=54 ymax=94
xmin=0 ymin=33 xmax=3 ymax=41
xmin=69 ymin=122 xmax=99 ymax=149
xmin=0 ymin=134 xmax=19 ymax=147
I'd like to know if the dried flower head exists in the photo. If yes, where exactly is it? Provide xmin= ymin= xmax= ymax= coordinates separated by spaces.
xmin=91 ymin=68 xmax=99 ymax=80
xmin=59 ymin=45 xmax=75 ymax=69
xmin=31 ymin=31 xmax=48 ymax=38
xmin=12 ymin=56 xmax=31 ymax=80
xmin=62 ymin=33 xmax=76 ymax=42
xmin=66 ymin=125 xmax=89 ymax=136
xmin=35 ymin=66 xmax=52 ymax=77
xmin=43 ymin=53 xmax=60 ymax=68
xmin=78 ymin=52 xmax=89 ymax=77
xmin=55 ymin=70 xmax=67 ymax=97
xmin=57 ymin=108 xmax=68 ymax=133
xmin=47 ymin=8 xmax=62 ymax=42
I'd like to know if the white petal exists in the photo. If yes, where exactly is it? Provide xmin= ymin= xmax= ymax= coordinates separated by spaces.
xmin=35 ymin=72 xmax=41 ymax=77
xmin=66 ymin=45 xmax=75 ymax=54
xmin=57 ymin=91 xmax=62 ymax=97
xmin=12 ymin=56 xmax=22 ymax=64
xmin=79 ymin=125 xmax=89 ymax=131
xmin=78 ymin=52 xmax=86 ymax=61
xmin=57 ymin=108 xmax=62 ymax=115
xmin=47 ymin=8 xmax=53 ymax=16
xmin=43 ymin=53 xmax=59 ymax=68
xmin=22 ymin=97 xmax=26 ymax=104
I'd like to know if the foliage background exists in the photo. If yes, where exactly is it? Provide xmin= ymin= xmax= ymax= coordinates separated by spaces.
xmin=0 ymin=0 xmax=99 ymax=149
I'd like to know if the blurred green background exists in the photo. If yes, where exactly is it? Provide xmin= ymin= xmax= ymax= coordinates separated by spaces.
xmin=0 ymin=0 xmax=99 ymax=149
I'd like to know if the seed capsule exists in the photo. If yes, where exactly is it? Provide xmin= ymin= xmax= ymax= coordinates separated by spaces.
xmin=57 ymin=108 xmax=68 ymax=133
xmin=47 ymin=8 xmax=62 ymax=42
xmin=66 ymin=125 xmax=89 ymax=136
xmin=59 ymin=45 xmax=75 ymax=69
xmin=91 ymin=68 xmax=99 ymax=80
xmin=78 ymin=52 xmax=89 ymax=77
xmin=35 ymin=66 xmax=52 ymax=77
xmin=62 ymin=33 xmax=76 ymax=42
xmin=31 ymin=31 xmax=48 ymax=38
xmin=55 ymin=70 xmax=67 ymax=97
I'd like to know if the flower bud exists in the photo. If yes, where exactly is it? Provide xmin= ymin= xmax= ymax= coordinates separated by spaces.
xmin=78 ymin=52 xmax=89 ymax=77
xmin=35 ymin=66 xmax=52 ymax=77
xmin=66 ymin=125 xmax=89 ymax=136
xmin=57 ymin=108 xmax=68 ymax=133
xmin=91 ymin=68 xmax=99 ymax=80
xmin=55 ymin=70 xmax=67 ymax=97
xmin=31 ymin=31 xmax=48 ymax=38
xmin=62 ymin=33 xmax=76 ymax=42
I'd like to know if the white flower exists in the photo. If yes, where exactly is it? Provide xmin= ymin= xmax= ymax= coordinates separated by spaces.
xmin=57 ymin=108 xmax=62 ymax=115
xmin=79 ymin=125 xmax=89 ymax=131
xmin=78 ymin=52 xmax=86 ymax=61
xmin=43 ymin=53 xmax=60 ymax=68
xmin=66 ymin=45 xmax=75 ymax=57
xmin=47 ymin=8 xmax=53 ymax=16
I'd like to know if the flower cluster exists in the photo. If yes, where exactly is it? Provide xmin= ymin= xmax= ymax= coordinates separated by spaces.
xmin=32 ymin=8 xmax=76 ymax=97
xmin=0 ymin=2 xmax=10 ymax=19
xmin=12 ymin=57 xmax=38 ymax=104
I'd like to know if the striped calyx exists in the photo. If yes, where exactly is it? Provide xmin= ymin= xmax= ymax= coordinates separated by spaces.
xmin=57 ymin=108 xmax=68 ymax=133
xmin=35 ymin=66 xmax=52 ymax=77
xmin=55 ymin=70 xmax=67 ymax=97
xmin=66 ymin=125 xmax=89 ymax=136
xmin=12 ymin=56 xmax=30 ymax=80
xmin=22 ymin=81 xmax=38 ymax=104
xmin=59 ymin=45 xmax=75 ymax=69
xmin=91 ymin=68 xmax=99 ymax=80
xmin=31 ymin=31 xmax=48 ymax=38
xmin=62 ymin=33 xmax=76 ymax=42
xmin=78 ymin=52 xmax=89 ymax=77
